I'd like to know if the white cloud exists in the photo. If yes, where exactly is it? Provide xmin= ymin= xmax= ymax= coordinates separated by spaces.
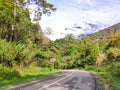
xmin=76 ymin=0 xmax=93 ymax=5
xmin=76 ymin=0 xmax=83 ymax=4
xmin=87 ymin=0 xmax=93 ymax=5
xmin=40 ymin=0 xmax=120 ymax=40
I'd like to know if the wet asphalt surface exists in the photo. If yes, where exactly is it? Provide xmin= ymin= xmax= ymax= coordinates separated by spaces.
xmin=3 ymin=70 xmax=96 ymax=90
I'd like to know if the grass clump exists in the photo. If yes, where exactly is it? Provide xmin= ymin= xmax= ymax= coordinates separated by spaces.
xmin=0 ymin=66 xmax=61 ymax=89
xmin=84 ymin=65 xmax=120 ymax=90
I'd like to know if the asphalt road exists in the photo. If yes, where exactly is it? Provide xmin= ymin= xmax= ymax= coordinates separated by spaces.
xmin=4 ymin=70 xmax=96 ymax=90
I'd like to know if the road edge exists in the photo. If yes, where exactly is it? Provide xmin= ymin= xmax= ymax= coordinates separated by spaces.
xmin=1 ymin=71 xmax=64 ymax=90
xmin=90 ymin=73 xmax=105 ymax=90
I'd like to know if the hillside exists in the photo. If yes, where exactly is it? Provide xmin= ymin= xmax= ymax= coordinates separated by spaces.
xmin=87 ymin=23 xmax=120 ymax=41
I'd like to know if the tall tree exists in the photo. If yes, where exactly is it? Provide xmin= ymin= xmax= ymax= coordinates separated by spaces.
xmin=0 ymin=0 xmax=56 ymax=43
xmin=26 ymin=0 xmax=56 ymax=21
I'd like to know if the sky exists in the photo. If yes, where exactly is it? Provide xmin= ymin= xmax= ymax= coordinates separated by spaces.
xmin=39 ymin=0 xmax=120 ymax=40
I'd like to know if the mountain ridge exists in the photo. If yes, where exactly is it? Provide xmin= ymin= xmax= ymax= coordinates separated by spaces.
xmin=87 ymin=23 xmax=120 ymax=41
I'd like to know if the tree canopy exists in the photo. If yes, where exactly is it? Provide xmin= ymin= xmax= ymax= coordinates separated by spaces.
xmin=0 ymin=0 xmax=56 ymax=43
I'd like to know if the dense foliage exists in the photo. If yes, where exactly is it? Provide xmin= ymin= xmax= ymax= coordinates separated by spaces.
xmin=0 ymin=0 xmax=120 ymax=89
xmin=0 ymin=0 xmax=56 ymax=82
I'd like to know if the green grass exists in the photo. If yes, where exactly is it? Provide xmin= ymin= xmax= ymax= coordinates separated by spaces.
xmin=0 ymin=66 xmax=61 ymax=89
xmin=83 ymin=66 xmax=120 ymax=90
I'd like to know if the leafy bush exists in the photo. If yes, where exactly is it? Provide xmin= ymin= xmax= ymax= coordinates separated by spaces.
xmin=0 ymin=39 xmax=35 ymax=67
xmin=78 ymin=40 xmax=99 ymax=67
xmin=34 ymin=49 xmax=55 ymax=68
xmin=107 ymin=62 xmax=120 ymax=77
xmin=109 ymin=31 xmax=120 ymax=48
xmin=106 ymin=47 xmax=120 ymax=62
xmin=0 ymin=64 xmax=20 ymax=79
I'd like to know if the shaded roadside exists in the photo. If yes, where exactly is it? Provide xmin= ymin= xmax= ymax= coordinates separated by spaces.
xmin=91 ymin=73 xmax=114 ymax=90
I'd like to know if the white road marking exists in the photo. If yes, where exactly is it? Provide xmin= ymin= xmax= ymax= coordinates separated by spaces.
xmin=38 ymin=71 xmax=74 ymax=90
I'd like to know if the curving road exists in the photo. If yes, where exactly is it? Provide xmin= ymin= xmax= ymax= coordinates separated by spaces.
xmin=4 ymin=70 xmax=97 ymax=90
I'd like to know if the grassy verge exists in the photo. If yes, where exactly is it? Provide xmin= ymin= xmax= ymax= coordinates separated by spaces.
xmin=83 ymin=66 xmax=120 ymax=90
xmin=0 ymin=66 xmax=61 ymax=89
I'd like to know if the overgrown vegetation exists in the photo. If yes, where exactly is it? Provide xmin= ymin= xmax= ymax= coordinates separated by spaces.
xmin=0 ymin=0 xmax=120 ymax=90
xmin=0 ymin=66 xmax=60 ymax=88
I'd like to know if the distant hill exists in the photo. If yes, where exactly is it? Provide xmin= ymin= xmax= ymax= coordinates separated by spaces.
xmin=87 ymin=23 xmax=120 ymax=41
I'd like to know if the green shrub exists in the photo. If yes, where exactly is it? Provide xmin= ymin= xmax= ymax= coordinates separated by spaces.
xmin=0 ymin=64 xmax=20 ymax=79
xmin=106 ymin=47 xmax=120 ymax=62
xmin=107 ymin=62 xmax=120 ymax=77
xmin=0 ymin=39 xmax=35 ymax=67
